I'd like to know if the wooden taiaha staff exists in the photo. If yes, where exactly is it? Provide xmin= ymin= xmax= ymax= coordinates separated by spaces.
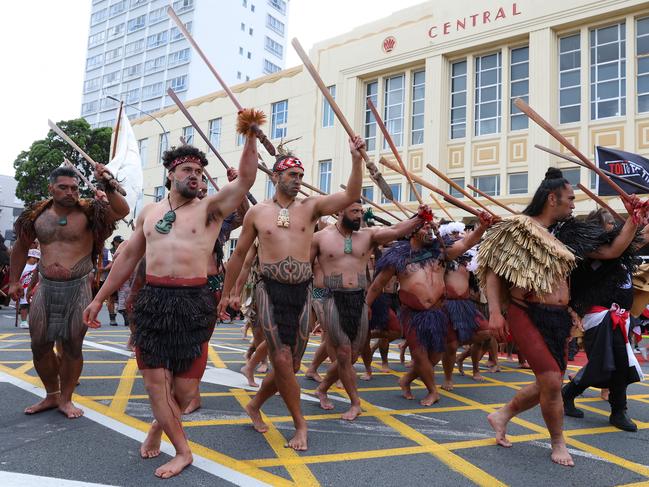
xmin=514 ymin=98 xmax=631 ymax=200
xmin=111 ymin=101 xmax=124 ymax=160
xmin=534 ymin=144 xmax=649 ymax=194
xmin=466 ymin=184 xmax=517 ymax=214
xmin=366 ymin=99 xmax=423 ymax=204
xmin=379 ymin=157 xmax=481 ymax=217
xmin=64 ymin=158 xmax=97 ymax=192
xmin=577 ymin=183 xmax=624 ymax=222
xmin=425 ymin=164 xmax=497 ymax=217
xmin=291 ymin=38 xmax=394 ymax=203
xmin=48 ymin=120 xmax=127 ymax=196
xmin=340 ymin=184 xmax=403 ymax=221
xmin=428 ymin=192 xmax=454 ymax=220
xmin=167 ymin=7 xmax=276 ymax=157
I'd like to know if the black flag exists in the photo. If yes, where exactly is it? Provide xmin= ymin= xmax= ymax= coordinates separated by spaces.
xmin=596 ymin=146 xmax=649 ymax=196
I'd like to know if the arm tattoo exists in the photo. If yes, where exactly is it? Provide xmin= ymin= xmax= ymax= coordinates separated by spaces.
xmin=259 ymin=256 xmax=312 ymax=284
xmin=323 ymin=273 xmax=344 ymax=289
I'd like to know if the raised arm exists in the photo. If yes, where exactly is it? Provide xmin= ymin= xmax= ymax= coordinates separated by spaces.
xmin=95 ymin=164 xmax=130 ymax=222
xmin=313 ymin=136 xmax=364 ymax=218
xmin=370 ymin=209 xmax=425 ymax=246
xmin=587 ymin=216 xmax=638 ymax=260
xmin=446 ymin=212 xmax=497 ymax=261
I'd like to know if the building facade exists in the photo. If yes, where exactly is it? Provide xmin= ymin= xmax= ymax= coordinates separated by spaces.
xmin=0 ymin=176 xmax=24 ymax=244
xmin=81 ymin=0 xmax=290 ymax=127
xmin=129 ymin=0 xmax=649 ymax=242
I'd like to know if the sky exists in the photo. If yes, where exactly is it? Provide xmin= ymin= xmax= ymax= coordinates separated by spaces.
xmin=0 ymin=0 xmax=425 ymax=177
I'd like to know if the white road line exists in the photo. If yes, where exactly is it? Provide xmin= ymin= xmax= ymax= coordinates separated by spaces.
xmin=0 ymin=371 xmax=270 ymax=487
xmin=0 ymin=471 xmax=117 ymax=487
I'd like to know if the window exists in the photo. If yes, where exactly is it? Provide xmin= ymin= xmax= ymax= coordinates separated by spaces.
xmin=86 ymin=53 xmax=103 ymax=70
xmin=241 ymin=22 xmax=245 ymax=31
xmin=381 ymin=183 xmax=402 ymax=203
xmin=510 ymin=46 xmax=529 ymax=130
xmin=144 ymin=55 xmax=165 ymax=74
xmin=181 ymin=126 xmax=194 ymax=145
xmin=411 ymin=70 xmax=425 ymax=144
xmin=362 ymin=186 xmax=374 ymax=202
xmin=154 ymin=186 xmax=165 ymax=202
xmin=109 ymin=0 xmax=127 ymax=17
xmin=247 ymin=51 xmax=252 ymax=59
xmin=209 ymin=118 xmax=222 ymax=148
xmin=364 ymin=81 xmax=378 ymax=150
xmin=168 ymin=48 xmax=190 ymax=67
xmin=266 ymin=14 xmax=285 ymax=36
xmin=123 ymin=63 xmax=142 ymax=79
xmin=102 ymin=70 xmax=120 ymax=86
xmin=124 ymin=88 xmax=139 ymax=104
xmin=319 ymin=160 xmax=332 ymax=193
xmin=138 ymin=138 xmax=148 ymax=168
xmin=82 ymin=100 xmax=98 ymax=115
xmin=170 ymin=22 xmax=192 ymax=41
xmin=249 ymin=28 xmax=254 ymax=36
xmin=125 ymin=38 xmax=145 ymax=56
xmin=268 ymin=0 xmax=286 ymax=14
xmin=264 ymin=59 xmax=281 ymax=74
xmin=107 ymin=22 xmax=125 ymax=38
xmin=472 ymin=175 xmax=500 ymax=196
xmin=590 ymin=170 xmax=598 ymax=190
xmin=251 ymin=4 xmax=255 ymax=12
xmin=104 ymin=46 xmax=122 ymax=63
xmin=236 ymin=132 xmax=245 ymax=146
xmin=159 ymin=133 xmax=169 ymax=164
xmin=322 ymin=85 xmax=336 ymax=128
xmin=409 ymin=183 xmax=423 ymax=202
xmin=88 ymin=31 xmax=106 ymax=47
xmin=557 ymin=34 xmax=582 ymax=124
xmin=239 ymin=46 xmax=244 ymax=55
xmin=449 ymin=177 xmax=464 ymax=198
xmin=167 ymin=75 xmax=188 ymax=92
xmin=265 ymin=36 xmax=283 ymax=58
xmin=91 ymin=8 xmax=107 ymax=25
xmin=97 ymin=119 xmax=115 ymax=128
xmin=130 ymin=0 xmax=148 ymax=7
xmin=271 ymin=99 xmax=288 ymax=139
xmin=563 ymin=168 xmax=581 ymax=187
xmin=227 ymin=239 xmax=238 ymax=259
xmin=127 ymin=14 xmax=146 ymax=33
xmin=508 ymin=173 xmax=528 ymax=195
xmin=173 ymin=0 xmax=194 ymax=12
xmin=383 ymin=74 xmax=405 ymax=148
xmin=475 ymin=52 xmax=502 ymax=136
xmin=590 ymin=22 xmax=626 ymax=120
xmin=100 ymin=96 xmax=119 ymax=111
xmin=84 ymin=77 xmax=101 ymax=93
xmin=148 ymin=7 xmax=166 ymax=24
xmin=450 ymin=60 xmax=467 ymax=139
xmin=243 ymin=0 xmax=247 ymax=6
xmin=637 ymin=17 xmax=649 ymax=112
xmin=265 ymin=176 xmax=276 ymax=199
xmin=237 ymin=71 xmax=242 ymax=80
xmin=142 ymin=82 xmax=163 ymax=100
xmin=147 ymin=31 xmax=168 ymax=49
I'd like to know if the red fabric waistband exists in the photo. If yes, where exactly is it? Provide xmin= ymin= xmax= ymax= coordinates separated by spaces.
xmin=146 ymin=275 xmax=207 ymax=287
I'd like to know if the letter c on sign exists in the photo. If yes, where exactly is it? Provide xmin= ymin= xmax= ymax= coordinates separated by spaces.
xmin=428 ymin=26 xmax=438 ymax=38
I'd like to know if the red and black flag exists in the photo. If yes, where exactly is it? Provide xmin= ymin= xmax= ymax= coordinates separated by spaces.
xmin=596 ymin=146 xmax=649 ymax=196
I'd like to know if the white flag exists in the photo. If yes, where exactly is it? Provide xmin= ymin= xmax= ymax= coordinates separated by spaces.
xmin=106 ymin=110 xmax=143 ymax=218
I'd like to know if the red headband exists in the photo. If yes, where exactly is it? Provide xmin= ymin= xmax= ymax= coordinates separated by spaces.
xmin=273 ymin=156 xmax=303 ymax=172
xmin=167 ymin=155 xmax=205 ymax=171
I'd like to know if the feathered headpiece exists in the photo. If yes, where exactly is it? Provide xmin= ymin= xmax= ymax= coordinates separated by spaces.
xmin=439 ymin=221 xmax=465 ymax=237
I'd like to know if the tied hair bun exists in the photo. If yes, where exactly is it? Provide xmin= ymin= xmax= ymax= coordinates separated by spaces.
xmin=545 ymin=167 xmax=564 ymax=180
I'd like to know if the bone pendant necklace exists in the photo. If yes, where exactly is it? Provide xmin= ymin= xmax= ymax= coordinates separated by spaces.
xmin=274 ymin=198 xmax=294 ymax=228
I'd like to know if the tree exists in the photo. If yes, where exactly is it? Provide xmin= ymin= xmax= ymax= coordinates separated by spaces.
xmin=13 ymin=119 xmax=112 ymax=205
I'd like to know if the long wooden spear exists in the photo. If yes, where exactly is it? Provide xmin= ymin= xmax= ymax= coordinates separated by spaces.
xmin=425 ymin=164 xmax=497 ymax=217
xmin=111 ymin=101 xmax=124 ymax=160
xmin=291 ymin=38 xmax=394 ymax=203
xmin=366 ymin=99 xmax=422 ymax=204
xmin=64 ymin=158 xmax=97 ymax=192
xmin=514 ymin=98 xmax=630 ymax=200
xmin=167 ymin=7 xmax=276 ymax=157
xmin=429 ymin=192 xmax=454 ymax=220
xmin=577 ymin=183 xmax=624 ymax=222
xmin=48 ymin=120 xmax=127 ymax=196
xmin=379 ymin=157 xmax=481 ymax=217
xmin=340 ymin=184 xmax=403 ymax=221
xmin=534 ymin=144 xmax=649 ymax=194
xmin=466 ymin=184 xmax=517 ymax=214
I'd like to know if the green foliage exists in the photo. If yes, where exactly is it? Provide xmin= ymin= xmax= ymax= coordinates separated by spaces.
xmin=13 ymin=119 xmax=112 ymax=204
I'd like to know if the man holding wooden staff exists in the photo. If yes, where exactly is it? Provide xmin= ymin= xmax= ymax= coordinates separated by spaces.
xmin=218 ymin=135 xmax=366 ymax=451
xmin=83 ymin=109 xmax=260 ymax=479
xmin=9 ymin=165 xmax=129 ymax=418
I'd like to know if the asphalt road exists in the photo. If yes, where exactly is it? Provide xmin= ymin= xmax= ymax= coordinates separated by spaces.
xmin=0 ymin=303 xmax=648 ymax=487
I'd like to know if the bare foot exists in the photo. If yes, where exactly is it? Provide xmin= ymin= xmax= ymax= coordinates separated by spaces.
xmin=488 ymin=365 xmax=501 ymax=373
xmin=472 ymin=372 xmax=486 ymax=382
xmin=550 ymin=441 xmax=574 ymax=467
xmin=286 ymin=427 xmax=308 ymax=451
xmin=487 ymin=410 xmax=512 ymax=447
xmin=245 ymin=403 xmax=269 ymax=433
xmin=154 ymin=452 xmax=193 ymax=479
xmin=359 ymin=372 xmax=372 ymax=381
xmin=335 ymin=380 xmax=343 ymax=389
xmin=240 ymin=364 xmax=259 ymax=387
xmin=380 ymin=362 xmax=391 ymax=373
xmin=183 ymin=396 xmax=201 ymax=414
xmin=457 ymin=360 xmax=465 ymax=376
xmin=315 ymin=388 xmax=335 ymax=410
xmin=305 ymin=370 xmax=323 ymax=382
xmin=256 ymin=363 xmax=268 ymax=374
xmin=341 ymin=404 xmax=362 ymax=421
xmin=24 ymin=395 xmax=59 ymax=415
xmin=441 ymin=380 xmax=454 ymax=391
xmin=519 ymin=361 xmax=531 ymax=369
xmin=58 ymin=401 xmax=84 ymax=419
xmin=140 ymin=421 xmax=162 ymax=458
xmin=600 ymin=389 xmax=609 ymax=401
xmin=420 ymin=391 xmax=440 ymax=406
xmin=398 ymin=376 xmax=414 ymax=400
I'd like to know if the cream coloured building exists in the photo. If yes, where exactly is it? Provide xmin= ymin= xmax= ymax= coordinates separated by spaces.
xmin=128 ymin=0 xmax=649 ymax=246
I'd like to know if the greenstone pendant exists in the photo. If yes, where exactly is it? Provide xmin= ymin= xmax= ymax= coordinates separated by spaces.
xmin=58 ymin=216 xmax=67 ymax=226
xmin=343 ymin=236 xmax=353 ymax=254
xmin=154 ymin=210 xmax=176 ymax=234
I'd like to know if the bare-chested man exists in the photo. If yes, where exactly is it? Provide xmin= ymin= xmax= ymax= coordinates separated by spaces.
xmin=218 ymin=136 xmax=365 ymax=450
xmin=367 ymin=214 xmax=495 ymax=406
xmin=83 ymin=118 xmax=258 ymax=479
xmin=9 ymin=165 xmax=129 ymax=418
xmin=312 ymin=202 xmax=425 ymax=420
xmin=480 ymin=168 xmax=644 ymax=467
